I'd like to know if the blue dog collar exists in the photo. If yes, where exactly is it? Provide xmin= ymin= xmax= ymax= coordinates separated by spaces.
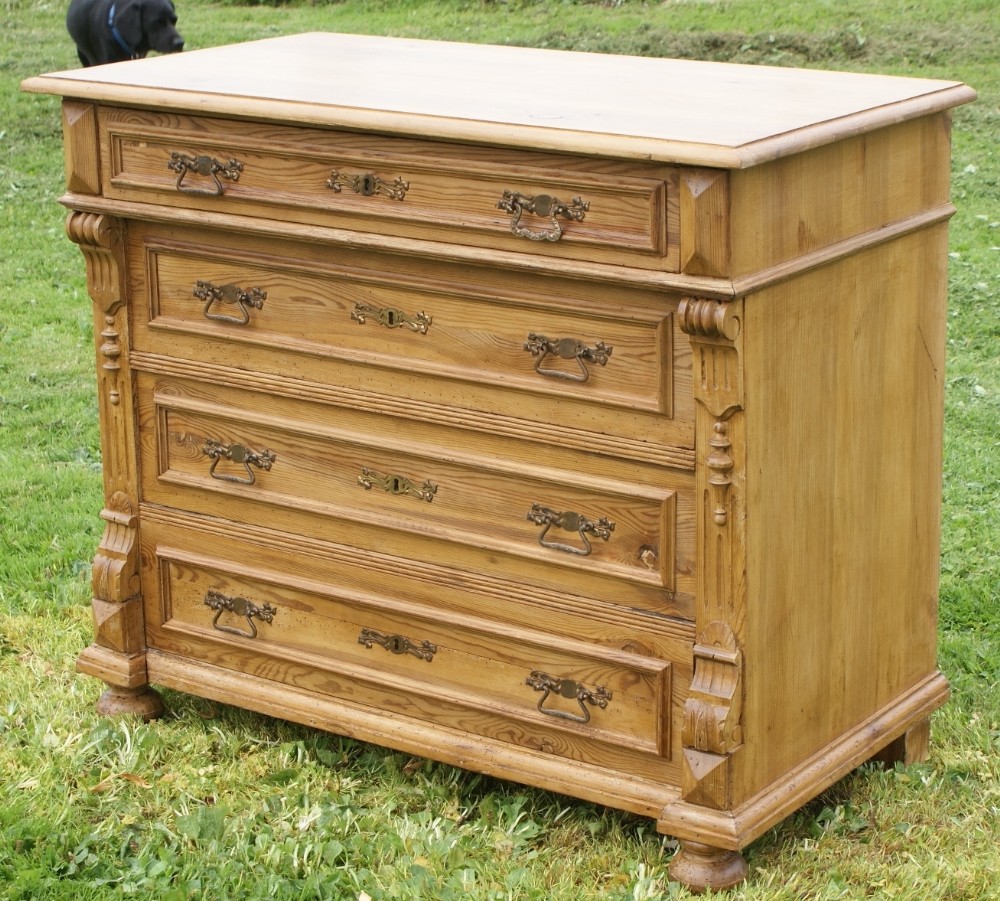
xmin=108 ymin=3 xmax=139 ymax=59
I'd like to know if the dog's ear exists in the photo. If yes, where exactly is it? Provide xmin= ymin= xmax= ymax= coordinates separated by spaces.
xmin=114 ymin=0 xmax=147 ymax=54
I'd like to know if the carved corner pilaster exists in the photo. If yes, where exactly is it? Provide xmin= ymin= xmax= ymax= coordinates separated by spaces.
xmin=678 ymin=296 xmax=743 ymax=420
xmin=88 ymin=489 xmax=147 ymax=655
xmin=678 ymin=297 xmax=747 ymax=808
xmin=80 ymin=490 xmax=155 ymax=705
xmin=683 ymin=623 xmax=744 ymax=754
xmin=92 ymin=491 xmax=141 ymax=610
xmin=678 ymin=296 xmax=745 ymax=596
xmin=67 ymin=212 xmax=154 ymax=713
xmin=66 ymin=211 xmax=137 ymax=493
xmin=681 ymin=623 xmax=744 ymax=809
xmin=66 ymin=211 xmax=125 ymax=406
xmin=706 ymin=421 xmax=734 ymax=527
xmin=65 ymin=211 xmax=123 ymax=311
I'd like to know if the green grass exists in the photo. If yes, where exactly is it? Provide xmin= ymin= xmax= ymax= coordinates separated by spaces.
xmin=1 ymin=1 xmax=998 ymax=897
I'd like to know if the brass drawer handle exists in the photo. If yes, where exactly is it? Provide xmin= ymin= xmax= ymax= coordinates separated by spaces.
xmin=203 ymin=439 xmax=276 ymax=485
xmin=204 ymin=589 xmax=276 ymax=639
xmin=525 ymin=670 xmax=612 ymax=724
xmin=327 ymin=169 xmax=409 ymax=201
xmin=359 ymin=467 xmax=437 ymax=502
xmin=167 ymin=152 xmax=244 ymax=196
xmin=527 ymin=504 xmax=615 ymax=557
xmin=193 ymin=280 xmax=267 ymax=325
xmin=352 ymin=302 xmax=431 ymax=333
xmin=497 ymin=190 xmax=589 ymax=242
xmin=523 ymin=333 xmax=612 ymax=383
xmin=358 ymin=627 xmax=437 ymax=662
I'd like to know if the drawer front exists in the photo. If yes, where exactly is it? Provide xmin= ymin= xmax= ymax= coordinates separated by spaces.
xmin=101 ymin=108 xmax=680 ymax=270
xmin=143 ymin=529 xmax=675 ymax=761
xmin=127 ymin=223 xmax=696 ymax=469
xmin=138 ymin=375 xmax=682 ymax=593
xmin=142 ymin=236 xmax=674 ymax=416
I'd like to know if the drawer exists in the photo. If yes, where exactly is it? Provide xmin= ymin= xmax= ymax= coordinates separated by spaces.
xmin=137 ymin=374 xmax=686 ymax=595
xmin=101 ymin=107 xmax=681 ymax=271
xmin=127 ymin=223 xmax=696 ymax=468
xmin=141 ymin=230 xmax=679 ymax=415
xmin=142 ymin=528 xmax=676 ymax=762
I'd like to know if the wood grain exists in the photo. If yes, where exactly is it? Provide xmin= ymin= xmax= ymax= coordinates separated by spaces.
xmin=22 ymin=32 xmax=975 ymax=166
xmin=136 ymin=372 xmax=693 ymax=597
xmin=26 ymin=32 xmax=972 ymax=892
xmin=739 ymin=226 xmax=949 ymax=797
xmin=61 ymin=101 xmax=100 ymax=195
xmin=100 ymin=106 xmax=680 ymax=272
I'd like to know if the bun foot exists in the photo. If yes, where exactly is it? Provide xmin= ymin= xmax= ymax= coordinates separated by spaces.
xmin=668 ymin=840 xmax=748 ymax=893
xmin=95 ymin=686 xmax=165 ymax=721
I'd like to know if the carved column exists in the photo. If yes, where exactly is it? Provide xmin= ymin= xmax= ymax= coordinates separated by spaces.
xmin=664 ymin=296 xmax=749 ymax=893
xmin=66 ymin=211 xmax=163 ymax=720
xmin=675 ymin=296 xmax=746 ymax=809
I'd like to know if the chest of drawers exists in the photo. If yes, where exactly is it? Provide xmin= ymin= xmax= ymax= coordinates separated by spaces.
xmin=24 ymin=33 xmax=974 ymax=891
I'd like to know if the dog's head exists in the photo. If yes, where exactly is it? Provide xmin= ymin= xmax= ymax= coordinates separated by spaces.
xmin=116 ymin=0 xmax=184 ymax=57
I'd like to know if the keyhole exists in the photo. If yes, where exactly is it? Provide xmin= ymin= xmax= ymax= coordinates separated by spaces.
xmin=360 ymin=174 xmax=377 ymax=195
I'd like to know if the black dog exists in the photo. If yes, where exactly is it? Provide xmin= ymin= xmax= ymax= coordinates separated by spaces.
xmin=67 ymin=0 xmax=184 ymax=67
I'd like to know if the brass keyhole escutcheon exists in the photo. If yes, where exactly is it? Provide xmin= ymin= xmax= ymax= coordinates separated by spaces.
xmin=359 ymin=467 xmax=437 ymax=502
xmin=351 ymin=302 xmax=431 ymax=334
xmin=358 ymin=627 xmax=437 ymax=662
xmin=327 ymin=169 xmax=409 ymax=201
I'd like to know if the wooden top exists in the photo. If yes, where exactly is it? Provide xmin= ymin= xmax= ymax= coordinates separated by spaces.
xmin=22 ymin=31 xmax=975 ymax=168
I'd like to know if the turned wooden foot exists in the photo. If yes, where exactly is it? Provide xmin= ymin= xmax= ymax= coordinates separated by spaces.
xmin=668 ymin=840 xmax=748 ymax=893
xmin=96 ymin=685 xmax=165 ymax=721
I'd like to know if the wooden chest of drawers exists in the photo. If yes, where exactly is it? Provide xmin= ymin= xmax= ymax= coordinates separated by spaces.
xmin=24 ymin=33 xmax=975 ymax=890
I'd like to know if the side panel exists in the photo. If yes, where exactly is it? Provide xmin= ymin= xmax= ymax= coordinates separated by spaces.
xmin=739 ymin=225 xmax=948 ymax=795
xmin=730 ymin=114 xmax=954 ymax=279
